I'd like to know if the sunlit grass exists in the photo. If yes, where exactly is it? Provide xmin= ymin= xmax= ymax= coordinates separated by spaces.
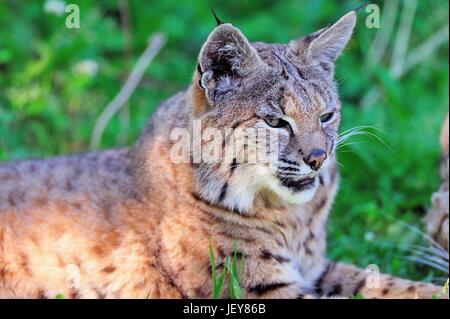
xmin=209 ymin=239 xmax=245 ymax=299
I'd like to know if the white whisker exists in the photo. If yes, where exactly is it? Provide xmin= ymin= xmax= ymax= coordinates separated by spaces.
xmin=405 ymin=256 xmax=449 ymax=273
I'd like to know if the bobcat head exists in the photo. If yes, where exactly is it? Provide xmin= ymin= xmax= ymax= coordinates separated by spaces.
xmin=190 ymin=12 xmax=357 ymax=214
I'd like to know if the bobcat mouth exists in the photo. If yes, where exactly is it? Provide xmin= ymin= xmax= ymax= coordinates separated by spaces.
xmin=278 ymin=175 xmax=316 ymax=192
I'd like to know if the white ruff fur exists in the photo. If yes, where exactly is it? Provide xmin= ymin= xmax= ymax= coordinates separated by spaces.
xmin=221 ymin=162 xmax=327 ymax=213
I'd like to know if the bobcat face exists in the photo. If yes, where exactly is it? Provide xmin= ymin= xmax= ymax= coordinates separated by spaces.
xmin=192 ymin=13 xmax=356 ymax=212
xmin=254 ymin=69 xmax=340 ymax=205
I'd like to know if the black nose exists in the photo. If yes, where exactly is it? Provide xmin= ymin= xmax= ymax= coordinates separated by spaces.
xmin=304 ymin=149 xmax=327 ymax=170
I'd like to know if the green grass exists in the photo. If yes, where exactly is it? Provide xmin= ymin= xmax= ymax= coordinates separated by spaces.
xmin=209 ymin=239 xmax=244 ymax=299
xmin=0 ymin=0 xmax=448 ymax=285
xmin=349 ymin=292 xmax=365 ymax=299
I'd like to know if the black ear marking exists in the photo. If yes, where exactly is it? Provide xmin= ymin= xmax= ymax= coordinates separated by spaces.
xmin=197 ymin=62 xmax=203 ymax=75
xmin=198 ymin=79 xmax=205 ymax=90
xmin=211 ymin=9 xmax=223 ymax=26
xmin=197 ymin=63 xmax=205 ymax=90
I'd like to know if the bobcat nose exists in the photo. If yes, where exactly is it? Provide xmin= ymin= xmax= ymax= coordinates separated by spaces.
xmin=304 ymin=149 xmax=327 ymax=170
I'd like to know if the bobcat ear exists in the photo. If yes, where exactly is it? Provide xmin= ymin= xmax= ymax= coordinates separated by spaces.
xmin=196 ymin=23 xmax=262 ymax=101
xmin=291 ymin=11 xmax=356 ymax=73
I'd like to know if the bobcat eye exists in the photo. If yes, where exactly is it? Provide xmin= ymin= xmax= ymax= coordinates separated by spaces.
xmin=264 ymin=117 xmax=289 ymax=128
xmin=320 ymin=112 xmax=334 ymax=123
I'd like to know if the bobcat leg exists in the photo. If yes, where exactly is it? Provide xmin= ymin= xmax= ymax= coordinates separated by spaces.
xmin=315 ymin=262 xmax=441 ymax=299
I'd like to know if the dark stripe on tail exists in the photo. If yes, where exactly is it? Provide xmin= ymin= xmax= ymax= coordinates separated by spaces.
xmin=314 ymin=261 xmax=336 ymax=295
xmin=352 ymin=278 xmax=367 ymax=296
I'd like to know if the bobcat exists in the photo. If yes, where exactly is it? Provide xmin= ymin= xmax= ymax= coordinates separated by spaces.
xmin=0 ymin=11 xmax=441 ymax=298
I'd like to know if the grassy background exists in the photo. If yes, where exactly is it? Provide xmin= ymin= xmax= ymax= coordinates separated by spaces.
xmin=0 ymin=0 xmax=448 ymax=283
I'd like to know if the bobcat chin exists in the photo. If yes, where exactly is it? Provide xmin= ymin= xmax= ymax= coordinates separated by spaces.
xmin=0 ymin=11 xmax=441 ymax=299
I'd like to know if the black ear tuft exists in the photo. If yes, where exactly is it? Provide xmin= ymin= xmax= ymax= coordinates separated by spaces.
xmin=211 ymin=9 xmax=223 ymax=26
xmin=352 ymin=2 xmax=370 ymax=13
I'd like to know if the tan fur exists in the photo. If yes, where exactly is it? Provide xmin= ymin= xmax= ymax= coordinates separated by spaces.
xmin=0 ymin=12 xmax=442 ymax=299
xmin=427 ymin=114 xmax=449 ymax=251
